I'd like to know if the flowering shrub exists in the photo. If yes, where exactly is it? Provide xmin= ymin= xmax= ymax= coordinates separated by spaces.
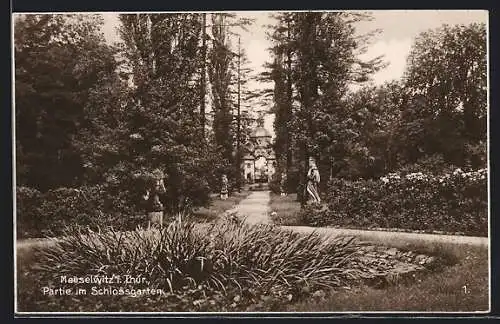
xmin=16 ymin=186 xmax=140 ymax=239
xmin=301 ymin=168 xmax=488 ymax=236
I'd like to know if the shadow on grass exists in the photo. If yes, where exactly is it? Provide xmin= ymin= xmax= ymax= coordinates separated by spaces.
xmin=191 ymin=191 xmax=251 ymax=223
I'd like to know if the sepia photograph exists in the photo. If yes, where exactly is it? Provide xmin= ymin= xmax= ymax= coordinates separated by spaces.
xmin=13 ymin=10 xmax=489 ymax=314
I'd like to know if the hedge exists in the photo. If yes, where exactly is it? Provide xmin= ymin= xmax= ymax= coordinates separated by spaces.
xmin=16 ymin=185 xmax=141 ymax=239
xmin=300 ymin=168 xmax=488 ymax=237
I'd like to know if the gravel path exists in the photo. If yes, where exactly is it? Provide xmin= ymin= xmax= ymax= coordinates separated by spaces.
xmin=229 ymin=190 xmax=272 ymax=225
xmin=285 ymin=226 xmax=488 ymax=247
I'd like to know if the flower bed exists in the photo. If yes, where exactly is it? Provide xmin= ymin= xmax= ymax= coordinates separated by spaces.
xmin=300 ymin=168 xmax=488 ymax=237
xmin=17 ymin=222 xmax=439 ymax=312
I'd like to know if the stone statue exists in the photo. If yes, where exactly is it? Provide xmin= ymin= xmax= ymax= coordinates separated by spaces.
xmin=305 ymin=157 xmax=321 ymax=204
xmin=143 ymin=168 xmax=166 ymax=228
xmin=280 ymin=172 xmax=287 ymax=196
xmin=220 ymin=174 xmax=229 ymax=200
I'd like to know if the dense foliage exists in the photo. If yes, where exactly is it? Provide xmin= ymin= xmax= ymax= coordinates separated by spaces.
xmin=266 ymin=12 xmax=386 ymax=195
xmin=15 ymin=13 xmax=256 ymax=232
xmin=15 ymin=14 xmax=488 ymax=238
xmin=16 ymin=186 xmax=140 ymax=239
xmin=291 ymin=23 xmax=490 ymax=235
xmin=267 ymin=16 xmax=487 ymax=195
xmin=300 ymin=168 xmax=487 ymax=237
xmin=113 ymin=13 xmax=216 ymax=213
xmin=15 ymin=14 xmax=117 ymax=190
xmin=404 ymin=23 xmax=487 ymax=145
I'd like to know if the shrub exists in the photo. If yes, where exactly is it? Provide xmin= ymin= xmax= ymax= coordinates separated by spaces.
xmin=464 ymin=141 xmax=487 ymax=169
xmin=269 ymin=168 xmax=302 ymax=194
xmin=16 ymin=185 xmax=140 ymax=239
xmin=16 ymin=186 xmax=43 ymax=239
xmin=301 ymin=168 xmax=488 ymax=236
xmin=286 ymin=168 xmax=302 ymax=194
xmin=397 ymin=154 xmax=456 ymax=176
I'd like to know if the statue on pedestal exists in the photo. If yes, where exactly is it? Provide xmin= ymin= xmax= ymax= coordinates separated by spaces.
xmin=220 ymin=174 xmax=229 ymax=200
xmin=305 ymin=157 xmax=321 ymax=204
xmin=143 ymin=168 xmax=166 ymax=228
xmin=280 ymin=172 xmax=287 ymax=196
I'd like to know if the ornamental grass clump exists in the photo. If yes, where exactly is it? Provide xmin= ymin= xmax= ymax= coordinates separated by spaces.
xmin=207 ymin=222 xmax=381 ymax=295
xmin=34 ymin=222 xmax=213 ymax=292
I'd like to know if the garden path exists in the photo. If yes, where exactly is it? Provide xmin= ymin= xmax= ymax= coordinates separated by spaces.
xmin=227 ymin=190 xmax=272 ymax=225
xmin=285 ymin=226 xmax=489 ymax=247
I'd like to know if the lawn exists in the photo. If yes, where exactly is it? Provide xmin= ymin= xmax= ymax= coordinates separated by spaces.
xmin=277 ymin=241 xmax=489 ymax=312
xmin=190 ymin=191 xmax=251 ymax=222
xmin=268 ymin=193 xmax=302 ymax=225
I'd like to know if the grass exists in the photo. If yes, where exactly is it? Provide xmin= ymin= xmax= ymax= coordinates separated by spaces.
xmin=17 ymin=228 xmax=489 ymax=313
xmin=191 ymin=191 xmax=251 ymax=222
xmin=268 ymin=193 xmax=302 ymax=225
xmin=276 ymin=239 xmax=489 ymax=312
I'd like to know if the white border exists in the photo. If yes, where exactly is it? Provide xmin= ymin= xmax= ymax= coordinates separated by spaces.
xmin=486 ymin=7 xmax=492 ymax=315
xmin=12 ymin=9 xmax=492 ymax=317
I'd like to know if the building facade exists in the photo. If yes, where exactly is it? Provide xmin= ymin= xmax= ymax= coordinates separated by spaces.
xmin=241 ymin=126 xmax=276 ymax=183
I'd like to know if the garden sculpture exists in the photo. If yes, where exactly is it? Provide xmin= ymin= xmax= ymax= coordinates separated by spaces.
xmin=221 ymin=174 xmax=229 ymax=200
xmin=280 ymin=172 xmax=287 ymax=196
xmin=143 ymin=168 xmax=167 ymax=228
xmin=306 ymin=157 xmax=321 ymax=204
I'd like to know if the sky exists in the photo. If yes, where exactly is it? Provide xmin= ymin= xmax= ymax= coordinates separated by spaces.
xmin=100 ymin=10 xmax=488 ymax=136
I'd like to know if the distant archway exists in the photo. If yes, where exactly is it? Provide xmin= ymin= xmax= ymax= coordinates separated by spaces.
xmin=240 ymin=122 xmax=276 ymax=184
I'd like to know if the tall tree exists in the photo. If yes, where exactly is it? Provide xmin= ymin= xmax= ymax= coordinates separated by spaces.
xmin=208 ymin=13 xmax=235 ymax=176
xmin=207 ymin=13 xmax=254 ymax=190
xmin=266 ymin=12 xmax=385 ymax=193
xmin=15 ymin=14 xmax=115 ymax=190
xmin=266 ymin=13 xmax=295 ymax=183
xmin=118 ymin=13 xmax=213 ymax=212
xmin=339 ymin=81 xmax=404 ymax=178
xmin=402 ymin=23 xmax=487 ymax=166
